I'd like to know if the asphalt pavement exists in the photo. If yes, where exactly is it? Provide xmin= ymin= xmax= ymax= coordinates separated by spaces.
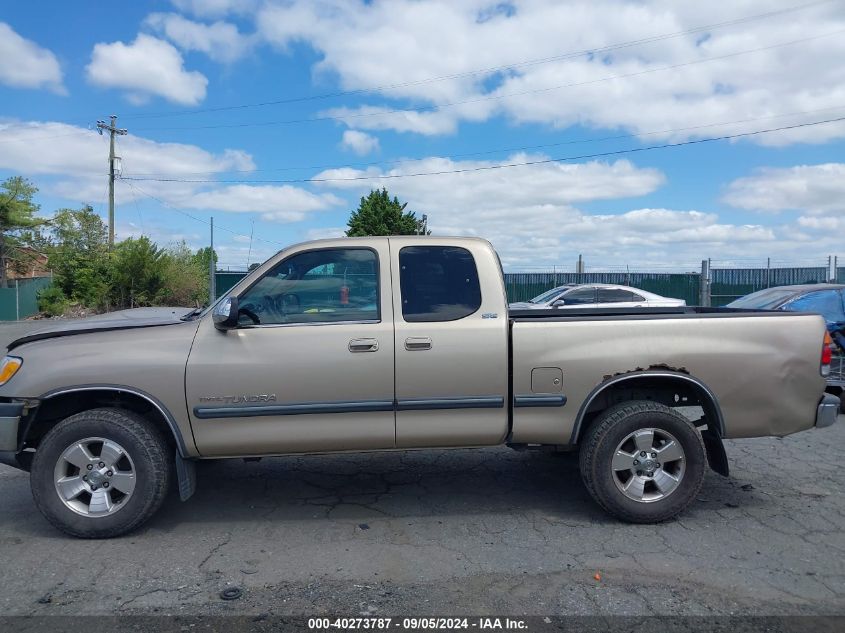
xmin=0 ymin=321 xmax=843 ymax=617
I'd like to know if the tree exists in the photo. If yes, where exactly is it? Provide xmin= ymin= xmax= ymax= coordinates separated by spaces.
xmin=108 ymin=237 xmax=167 ymax=308
xmin=192 ymin=246 xmax=218 ymax=275
xmin=345 ymin=188 xmax=428 ymax=236
xmin=44 ymin=206 xmax=110 ymax=307
xmin=0 ymin=177 xmax=43 ymax=287
xmin=160 ymin=242 xmax=208 ymax=307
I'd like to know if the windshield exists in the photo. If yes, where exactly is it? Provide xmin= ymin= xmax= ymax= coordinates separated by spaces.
xmin=727 ymin=288 xmax=799 ymax=310
xmin=529 ymin=287 xmax=567 ymax=304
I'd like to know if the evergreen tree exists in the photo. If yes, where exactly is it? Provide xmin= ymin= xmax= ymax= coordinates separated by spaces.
xmin=345 ymin=188 xmax=428 ymax=236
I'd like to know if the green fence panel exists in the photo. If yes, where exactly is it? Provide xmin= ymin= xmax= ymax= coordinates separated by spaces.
xmin=215 ymin=271 xmax=249 ymax=296
xmin=710 ymin=267 xmax=828 ymax=306
xmin=0 ymin=277 xmax=53 ymax=321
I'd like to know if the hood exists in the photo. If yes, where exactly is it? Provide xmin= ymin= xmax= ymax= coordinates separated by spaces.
xmin=7 ymin=306 xmax=195 ymax=351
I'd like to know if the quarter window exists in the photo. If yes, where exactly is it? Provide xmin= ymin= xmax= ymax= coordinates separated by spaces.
xmin=237 ymin=248 xmax=379 ymax=325
xmin=399 ymin=246 xmax=482 ymax=322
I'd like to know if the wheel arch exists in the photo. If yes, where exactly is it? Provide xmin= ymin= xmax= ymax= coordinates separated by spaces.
xmin=27 ymin=385 xmax=189 ymax=458
xmin=571 ymin=370 xmax=726 ymax=445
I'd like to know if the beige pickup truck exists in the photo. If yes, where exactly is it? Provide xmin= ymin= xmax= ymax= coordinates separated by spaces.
xmin=0 ymin=236 xmax=839 ymax=538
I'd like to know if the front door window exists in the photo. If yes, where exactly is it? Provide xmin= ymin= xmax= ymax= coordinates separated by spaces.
xmin=237 ymin=248 xmax=379 ymax=325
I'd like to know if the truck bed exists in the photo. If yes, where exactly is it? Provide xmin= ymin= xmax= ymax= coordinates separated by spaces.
xmin=508 ymin=307 xmax=827 ymax=445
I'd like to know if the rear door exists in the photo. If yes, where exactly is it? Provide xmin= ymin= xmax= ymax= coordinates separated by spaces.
xmin=390 ymin=238 xmax=509 ymax=448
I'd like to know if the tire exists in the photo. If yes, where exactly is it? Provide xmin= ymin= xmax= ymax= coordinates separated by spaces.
xmin=31 ymin=408 xmax=172 ymax=538
xmin=579 ymin=400 xmax=707 ymax=523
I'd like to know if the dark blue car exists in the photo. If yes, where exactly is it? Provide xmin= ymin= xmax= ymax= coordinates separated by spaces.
xmin=728 ymin=284 xmax=845 ymax=405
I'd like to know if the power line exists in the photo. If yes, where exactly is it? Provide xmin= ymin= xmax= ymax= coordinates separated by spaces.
xmin=0 ymin=129 xmax=98 ymax=146
xmin=122 ymin=104 xmax=845 ymax=178
xmin=121 ymin=181 xmax=286 ymax=248
xmin=135 ymin=28 xmax=845 ymax=132
xmin=121 ymin=115 xmax=845 ymax=185
xmin=123 ymin=0 xmax=837 ymax=121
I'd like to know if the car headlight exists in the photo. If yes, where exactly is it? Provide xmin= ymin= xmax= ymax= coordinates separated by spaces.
xmin=0 ymin=356 xmax=22 ymax=386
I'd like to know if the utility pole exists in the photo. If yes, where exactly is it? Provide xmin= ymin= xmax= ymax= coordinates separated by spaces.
xmin=96 ymin=115 xmax=128 ymax=248
xmin=699 ymin=259 xmax=711 ymax=307
xmin=209 ymin=217 xmax=216 ymax=303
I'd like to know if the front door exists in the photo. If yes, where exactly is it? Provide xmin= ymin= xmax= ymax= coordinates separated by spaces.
xmin=186 ymin=242 xmax=395 ymax=457
xmin=390 ymin=238 xmax=509 ymax=448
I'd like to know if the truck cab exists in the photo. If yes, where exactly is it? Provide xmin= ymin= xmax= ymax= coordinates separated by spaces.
xmin=190 ymin=237 xmax=510 ymax=456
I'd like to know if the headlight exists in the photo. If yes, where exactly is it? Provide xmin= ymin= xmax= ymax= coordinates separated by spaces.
xmin=0 ymin=356 xmax=22 ymax=386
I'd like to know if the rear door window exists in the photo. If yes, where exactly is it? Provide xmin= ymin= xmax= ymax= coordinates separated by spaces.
xmin=399 ymin=246 xmax=482 ymax=322
xmin=561 ymin=287 xmax=596 ymax=305
xmin=597 ymin=288 xmax=634 ymax=303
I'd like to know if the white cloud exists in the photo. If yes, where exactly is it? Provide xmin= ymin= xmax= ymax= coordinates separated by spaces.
xmin=145 ymin=13 xmax=253 ymax=63
xmin=256 ymin=0 xmax=845 ymax=144
xmin=184 ymin=185 xmax=342 ymax=221
xmin=308 ymin=153 xmax=787 ymax=267
xmin=325 ymin=106 xmax=459 ymax=136
xmin=340 ymin=130 xmax=380 ymax=155
xmin=723 ymin=163 xmax=845 ymax=214
xmin=86 ymin=34 xmax=208 ymax=105
xmin=797 ymin=215 xmax=845 ymax=231
xmin=315 ymin=154 xmax=665 ymax=202
xmin=305 ymin=226 xmax=346 ymax=240
xmin=0 ymin=121 xmax=335 ymax=225
xmin=0 ymin=22 xmax=64 ymax=93
xmin=0 ymin=121 xmax=252 ymax=179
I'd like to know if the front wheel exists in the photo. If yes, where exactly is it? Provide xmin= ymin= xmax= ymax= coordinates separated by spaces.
xmin=31 ymin=408 xmax=172 ymax=538
xmin=579 ymin=401 xmax=707 ymax=523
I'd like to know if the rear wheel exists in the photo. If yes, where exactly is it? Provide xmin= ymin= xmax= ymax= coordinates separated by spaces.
xmin=31 ymin=408 xmax=171 ymax=538
xmin=579 ymin=401 xmax=707 ymax=523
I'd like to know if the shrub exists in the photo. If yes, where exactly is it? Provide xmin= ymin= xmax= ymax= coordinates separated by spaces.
xmin=37 ymin=285 xmax=69 ymax=317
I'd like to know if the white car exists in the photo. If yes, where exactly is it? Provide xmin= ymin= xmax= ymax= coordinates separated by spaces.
xmin=509 ymin=283 xmax=687 ymax=310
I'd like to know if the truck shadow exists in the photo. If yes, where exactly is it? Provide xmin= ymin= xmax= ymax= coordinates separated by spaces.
xmin=149 ymin=447 xmax=605 ymax=529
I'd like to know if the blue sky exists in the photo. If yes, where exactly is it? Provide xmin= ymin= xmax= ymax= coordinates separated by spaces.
xmin=1 ymin=0 xmax=844 ymax=271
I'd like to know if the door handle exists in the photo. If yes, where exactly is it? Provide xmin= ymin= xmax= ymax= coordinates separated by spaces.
xmin=349 ymin=338 xmax=379 ymax=353
xmin=405 ymin=336 xmax=432 ymax=351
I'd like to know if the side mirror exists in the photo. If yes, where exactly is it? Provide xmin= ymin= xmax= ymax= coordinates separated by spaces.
xmin=551 ymin=299 xmax=566 ymax=307
xmin=213 ymin=296 xmax=239 ymax=330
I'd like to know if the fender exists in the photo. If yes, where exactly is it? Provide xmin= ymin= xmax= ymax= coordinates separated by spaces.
xmin=571 ymin=370 xmax=727 ymax=443
xmin=38 ymin=384 xmax=191 ymax=456
xmin=570 ymin=370 xmax=729 ymax=476
xmin=36 ymin=384 xmax=198 ymax=499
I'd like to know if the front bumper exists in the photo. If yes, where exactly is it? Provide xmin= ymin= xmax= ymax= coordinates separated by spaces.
xmin=816 ymin=394 xmax=841 ymax=428
xmin=0 ymin=401 xmax=31 ymax=470
xmin=0 ymin=401 xmax=24 ymax=452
